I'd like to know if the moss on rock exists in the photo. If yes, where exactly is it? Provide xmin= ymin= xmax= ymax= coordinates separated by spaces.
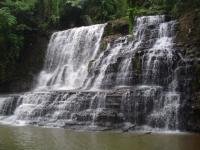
xmin=99 ymin=18 xmax=129 ymax=52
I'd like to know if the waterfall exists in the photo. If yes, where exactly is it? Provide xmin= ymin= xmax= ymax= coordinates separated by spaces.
xmin=143 ymin=20 xmax=176 ymax=84
xmin=36 ymin=24 xmax=106 ymax=91
xmin=0 ymin=16 xmax=182 ymax=131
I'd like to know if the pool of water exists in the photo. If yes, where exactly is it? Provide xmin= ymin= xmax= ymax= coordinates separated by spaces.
xmin=0 ymin=125 xmax=200 ymax=150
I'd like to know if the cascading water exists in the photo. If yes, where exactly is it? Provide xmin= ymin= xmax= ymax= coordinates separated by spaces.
xmin=36 ymin=24 xmax=106 ymax=90
xmin=0 ymin=16 xmax=183 ymax=131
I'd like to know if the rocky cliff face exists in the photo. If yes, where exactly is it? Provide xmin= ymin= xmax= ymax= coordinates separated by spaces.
xmin=0 ymin=14 xmax=200 ymax=133
xmin=175 ymin=10 xmax=200 ymax=132
xmin=97 ymin=13 xmax=200 ymax=132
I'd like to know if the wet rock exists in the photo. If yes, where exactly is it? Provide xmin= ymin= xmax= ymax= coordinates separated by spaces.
xmin=122 ymin=122 xmax=136 ymax=132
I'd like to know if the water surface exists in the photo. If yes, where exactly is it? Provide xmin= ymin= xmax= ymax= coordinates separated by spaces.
xmin=0 ymin=125 xmax=200 ymax=150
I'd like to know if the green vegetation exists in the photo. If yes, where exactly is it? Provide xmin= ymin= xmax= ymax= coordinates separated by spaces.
xmin=82 ymin=0 xmax=128 ymax=23
xmin=0 ymin=0 xmax=200 ymax=91
xmin=127 ymin=0 xmax=200 ymax=17
xmin=127 ymin=0 xmax=200 ymax=30
xmin=0 ymin=0 xmax=34 ymax=81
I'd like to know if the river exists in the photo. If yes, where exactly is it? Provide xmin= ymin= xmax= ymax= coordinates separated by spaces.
xmin=0 ymin=125 xmax=200 ymax=150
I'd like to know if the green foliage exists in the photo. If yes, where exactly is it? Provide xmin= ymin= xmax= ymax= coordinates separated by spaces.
xmin=0 ymin=0 xmax=34 ymax=82
xmin=0 ymin=7 xmax=16 ymax=28
xmin=127 ymin=0 xmax=200 ymax=17
xmin=171 ymin=0 xmax=200 ymax=16
xmin=127 ymin=0 xmax=200 ymax=31
xmin=83 ymin=0 xmax=128 ymax=23
xmin=0 ymin=0 xmax=200 ymax=85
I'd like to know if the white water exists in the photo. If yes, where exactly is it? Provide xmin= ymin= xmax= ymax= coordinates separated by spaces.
xmin=91 ymin=42 xmax=123 ymax=89
xmin=0 ymin=16 xmax=182 ymax=131
xmin=142 ymin=19 xmax=179 ymax=130
xmin=0 ymin=97 xmax=8 ymax=114
xmin=143 ymin=20 xmax=176 ymax=83
xmin=36 ymin=24 xmax=106 ymax=91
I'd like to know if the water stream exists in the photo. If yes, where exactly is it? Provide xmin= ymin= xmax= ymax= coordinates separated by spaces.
xmin=0 ymin=15 xmax=184 ymax=131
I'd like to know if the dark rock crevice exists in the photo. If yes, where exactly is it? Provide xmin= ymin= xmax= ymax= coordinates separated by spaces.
xmin=175 ymin=10 xmax=200 ymax=132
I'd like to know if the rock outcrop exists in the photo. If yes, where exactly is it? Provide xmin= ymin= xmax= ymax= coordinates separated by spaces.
xmin=0 ymin=14 xmax=200 ymax=133
xmin=175 ymin=10 xmax=200 ymax=132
